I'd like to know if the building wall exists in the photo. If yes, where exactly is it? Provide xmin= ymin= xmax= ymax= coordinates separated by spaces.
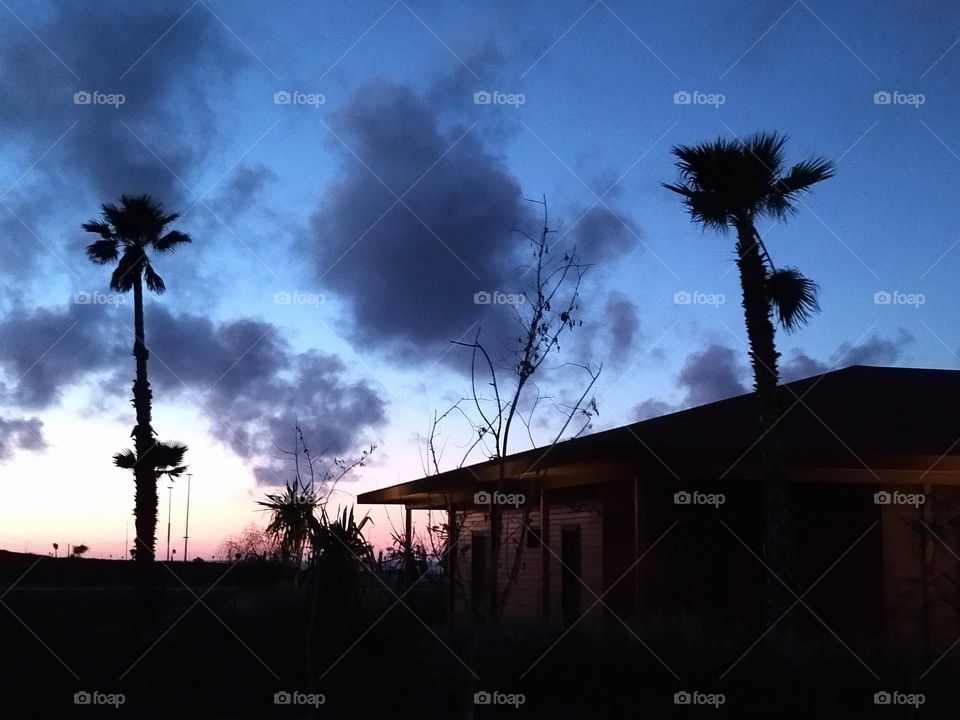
xmin=881 ymin=484 xmax=960 ymax=651
xmin=444 ymin=477 xmax=960 ymax=651
xmin=452 ymin=494 xmax=604 ymax=622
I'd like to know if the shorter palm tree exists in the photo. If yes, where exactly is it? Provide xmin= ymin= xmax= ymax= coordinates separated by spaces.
xmin=257 ymin=482 xmax=320 ymax=570
xmin=303 ymin=506 xmax=373 ymax=681
xmin=114 ymin=441 xmax=189 ymax=562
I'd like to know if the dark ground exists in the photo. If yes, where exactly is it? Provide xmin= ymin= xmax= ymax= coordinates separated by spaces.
xmin=0 ymin=551 xmax=957 ymax=718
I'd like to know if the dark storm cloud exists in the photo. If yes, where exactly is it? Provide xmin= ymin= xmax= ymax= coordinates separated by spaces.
xmin=0 ymin=195 xmax=57 ymax=282
xmin=0 ymin=301 xmax=385 ymax=476
xmin=0 ymin=1 xmax=245 ymax=209
xmin=307 ymin=80 xmax=537 ymax=360
xmin=0 ymin=416 xmax=45 ymax=460
xmin=140 ymin=306 xmax=387 ymax=483
xmin=306 ymin=77 xmax=641 ymax=364
xmin=0 ymin=302 xmax=122 ymax=408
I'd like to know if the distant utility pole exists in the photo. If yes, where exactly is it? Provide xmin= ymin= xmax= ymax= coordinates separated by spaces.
xmin=182 ymin=473 xmax=192 ymax=562
xmin=166 ymin=484 xmax=174 ymax=562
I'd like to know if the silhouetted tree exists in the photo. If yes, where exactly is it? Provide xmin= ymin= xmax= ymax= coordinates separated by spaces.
xmin=432 ymin=196 xmax=600 ymax=621
xmin=303 ymin=505 xmax=373 ymax=688
xmin=219 ymin=524 xmax=279 ymax=563
xmin=84 ymin=194 xmax=192 ymax=622
xmin=71 ymin=544 xmax=89 ymax=558
xmin=664 ymin=132 xmax=833 ymax=621
xmin=258 ymin=424 xmax=374 ymax=572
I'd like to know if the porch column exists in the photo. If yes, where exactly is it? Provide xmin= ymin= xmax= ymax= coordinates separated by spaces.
xmin=633 ymin=475 xmax=643 ymax=616
xmin=541 ymin=489 xmax=551 ymax=619
xmin=404 ymin=504 xmax=413 ymax=591
xmin=447 ymin=497 xmax=457 ymax=627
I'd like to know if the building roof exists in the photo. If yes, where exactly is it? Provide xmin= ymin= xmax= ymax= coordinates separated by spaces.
xmin=358 ymin=365 xmax=960 ymax=508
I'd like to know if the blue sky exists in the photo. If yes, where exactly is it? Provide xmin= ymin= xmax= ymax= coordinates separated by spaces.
xmin=0 ymin=0 xmax=958 ymax=555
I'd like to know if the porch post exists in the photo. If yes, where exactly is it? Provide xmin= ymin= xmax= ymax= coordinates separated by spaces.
xmin=633 ymin=475 xmax=642 ymax=616
xmin=541 ymin=488 xmax=551 ymax=619
xmin=404 ymin=504 xmax=413 ymax=591
xmin=447 ymin=496 xmax=457 ymax=627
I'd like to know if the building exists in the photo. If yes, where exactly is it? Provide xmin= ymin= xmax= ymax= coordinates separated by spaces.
xmin=358 ymin=365 xmax=960 ymax=648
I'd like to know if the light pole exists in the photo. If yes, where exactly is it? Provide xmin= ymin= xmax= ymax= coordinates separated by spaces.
xmin=166 ymin=484 xmax=173 ymax=562
xmin=182 ymin=473 xmax=192 ymax=562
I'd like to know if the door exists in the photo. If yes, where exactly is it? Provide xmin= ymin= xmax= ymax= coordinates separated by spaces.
xmin=471 ymin=532 xmax=488 ymax=615
xmin=561 ymin=526 xmax=582 ymax=621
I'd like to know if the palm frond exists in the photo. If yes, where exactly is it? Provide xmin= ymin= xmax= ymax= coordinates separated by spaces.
xmin=776 ymin=157 xmax=835 ymax=195
xmin=143 ymin=262 xmax=166 ymax=294
xmin=146 ymin=440 xmax=188 ymax=470
xmin=113 ymin=448 xmax=137 ymax=469
xmin=82 ymin=220 xmax=113 ymax=239
xmin=767 ymin=267 xmax=820 ymax=332
xmin=85 ymin=238 xmax=119 ymax=264
xmin=741 ymin=132 xmax=787 ymax=177
xmin=109 ymin=248 xmax=142 ymax=293
xmin=154 ymin=230 xmax=191 ymax=253
xmin=663 ymin=183 xmax=732 ymax=229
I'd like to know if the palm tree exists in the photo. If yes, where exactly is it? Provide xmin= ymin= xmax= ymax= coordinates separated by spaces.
xmin=664 ymin=132 xmax=833 ymax=620
xmin=84 ymin=195 xmax=191 ymax=621
xmin=257 ymin=481 xmax=320 ymax=570
xmin=303 ymin=505 xmax=373 ymax=685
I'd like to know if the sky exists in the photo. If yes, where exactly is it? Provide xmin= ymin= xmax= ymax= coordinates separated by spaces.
xmin=0 ymin=0 xmax=958 ymax=558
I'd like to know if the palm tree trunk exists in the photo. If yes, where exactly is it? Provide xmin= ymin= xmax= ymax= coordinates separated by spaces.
xmin=735 ymin=218 xmax=793 ymax=625
xmin=131 ymin=273 xmax=157 ymax=624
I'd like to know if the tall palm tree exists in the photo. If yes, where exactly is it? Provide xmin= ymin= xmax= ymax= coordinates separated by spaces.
xmin=664 ymin=132 xmax=833 ymax=620
xmin=84 ymin=195 xmax=191 ymax=621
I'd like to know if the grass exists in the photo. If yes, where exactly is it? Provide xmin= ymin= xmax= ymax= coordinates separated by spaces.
xmin=1 ymin=554 xmax=957 ymax=717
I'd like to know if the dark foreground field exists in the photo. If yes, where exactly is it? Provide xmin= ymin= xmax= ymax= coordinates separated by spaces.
xmin=1 ymin=552 xmax=957 ymax=718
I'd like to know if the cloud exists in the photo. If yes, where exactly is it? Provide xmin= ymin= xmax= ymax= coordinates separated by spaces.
xmin=0 ymin=417 xmax=45 ymax=460
xmin=832 ymin=329 xmax=914 ymax=366
xmin=0 ymin=1 xmax=246 ymax=227
xmin=0 ymin=300 xmax=386 ymax=477
xmin=0 ymin=302 xmax=122 ymax=408
xmin=306 ymin=80 xmax=536 ymax=361
xmin=571 ymin=288 xmax=641 ymax=373
xmin=567 ymin=205 xmax=641 ymax=262
xmin=211 ymin=163 xmax=278 ymax=218
xmin=636 ymin=329 xmax=918 ymax=420
xmin=780 ymin=329 xmax=915 ymax=382
xmin=305 ymin=76 xmax=641 ymax=366
xmin=633 ymin=398 xmax=675 ymax=421
xmin=779 ymin=349 xmax=829 ymax=383
xmin=138 ymin=306 xmax=387 ymax=483
xmin=677 ymin=343 xmax=747 ymax=406
xmin=630 ymin=343 xmax=746 ymax=420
